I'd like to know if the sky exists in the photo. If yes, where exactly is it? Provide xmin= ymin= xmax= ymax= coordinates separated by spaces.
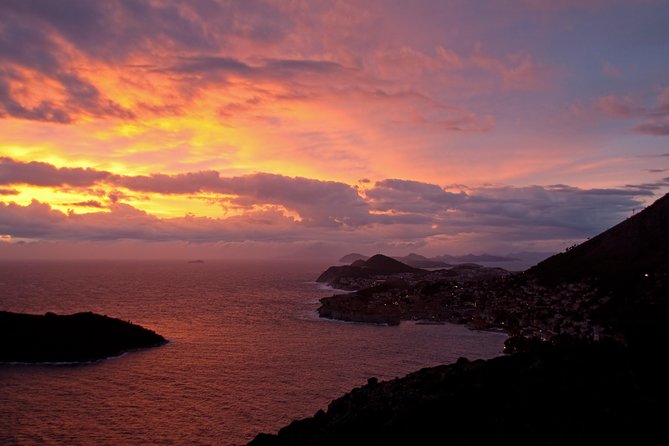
xmin=1 ymin=0 xmax=668 ymax=260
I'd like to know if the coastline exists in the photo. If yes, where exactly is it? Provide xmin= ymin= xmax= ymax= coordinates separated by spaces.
xmin=315 ymin=272 xmax=610 ymax=342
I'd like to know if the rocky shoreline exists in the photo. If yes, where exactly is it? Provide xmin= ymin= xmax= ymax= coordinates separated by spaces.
xmin=0 ymin=311 xmax=167 ymax=363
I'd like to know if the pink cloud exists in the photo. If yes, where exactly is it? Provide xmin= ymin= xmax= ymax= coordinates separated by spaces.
xmin=470 ymin=52 xmax=547 ymax=91
xmin=1 ymin=162 xmax=655 ymax=249
xmin=595 ymin=95 xmax=641 ymax=117
xmin=588 ymin=89 xmax=669 ymax=135
xmin=634 ymin=121 xmax=669 ymax=135
xmin=602 ymin=61 xmax=622 ymax=78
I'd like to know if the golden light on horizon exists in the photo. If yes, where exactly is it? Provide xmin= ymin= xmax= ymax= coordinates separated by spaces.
xmin=1 ymin=1 xmax=667 ymax=257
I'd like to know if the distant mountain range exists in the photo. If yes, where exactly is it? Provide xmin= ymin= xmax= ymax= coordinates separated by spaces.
xmin=338 ymin=253 xmax=369 ymax=263
xmin=339 ymin=251 xmax=553 ymax=270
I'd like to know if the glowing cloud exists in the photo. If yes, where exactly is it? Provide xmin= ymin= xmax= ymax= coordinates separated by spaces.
xmin=1 ymin=0 xmax=668 ymax=258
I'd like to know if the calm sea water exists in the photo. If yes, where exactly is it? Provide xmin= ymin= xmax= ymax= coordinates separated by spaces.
xmin=0 ymin=260 xmax=507 ymax=445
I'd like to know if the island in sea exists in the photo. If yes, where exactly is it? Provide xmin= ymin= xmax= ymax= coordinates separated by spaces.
xmin=0 ymin=311 xmax=167 ymax=363
xmin=249 ymin=192 xmax=669 ymax=445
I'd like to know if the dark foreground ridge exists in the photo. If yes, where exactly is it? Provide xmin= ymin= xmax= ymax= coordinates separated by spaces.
xmin=0 ymin=311 xmax=167 ymax=363
xmin=251 ymin=193 xmax=669 ymax=444
xmin=249 ymin=337 xmax=666 ymax=445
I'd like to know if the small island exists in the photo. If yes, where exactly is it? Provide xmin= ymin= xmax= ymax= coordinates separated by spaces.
xmin=0 ymin=311 xmax=167 ymax=363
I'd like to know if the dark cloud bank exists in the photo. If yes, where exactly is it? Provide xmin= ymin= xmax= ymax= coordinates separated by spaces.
xmin=0 ymin=157 xmax=660 ymax=248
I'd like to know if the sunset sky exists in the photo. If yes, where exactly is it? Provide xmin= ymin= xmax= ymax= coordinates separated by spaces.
xmin=1 ymin=0 xmax=668 ymax=260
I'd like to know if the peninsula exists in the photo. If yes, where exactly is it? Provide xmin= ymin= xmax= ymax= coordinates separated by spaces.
xmin=0 ymin=311 xmax=167 ymax=363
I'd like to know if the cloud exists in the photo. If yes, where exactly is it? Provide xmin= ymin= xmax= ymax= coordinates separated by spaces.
xmin=0 ymin=0 xmax=219 ymax=122
xmin=0 ymin=0 xmax=522 ymax=131
xmin=366 ymin=179 xmax=467 ymax=214
xmin=602 ymin=61 xmax=621 ymax=78
xmin=0 ymin=1 xmax=221 ymax=61
xmin=591 ymin=89 xmax=669 ymax=136
xmin=1 ymin=158 xmax=370 ymax=228
xmin=470 ymin=52 xmax=548 ymax=90
xmin=634 ymin=121 xmax=669 ymax=135
xmin=159 ymin=56 xmax=346 ymax=88
xmin=0 ymin=157 xmax=111 ymax=187
xmin=57 ymin=73 xmax=135 ymax=119
xmin=111 ymin=170 xmax=370 ymax=227
xmin=67 ymin=200 xmax=105 ymax=208
xmin=460 ymin=185 xmax=649 ymax=237
xmin=625 ymin=177 xmax=669 ymax=191
xmin=113 ymin=171 xmax=222 ymax=194
xmin=1 ymin=181 xmax=647 ymax=247
xmin=0 ymin=199 xmax=305 ymax=243
xmin=1 ymin=157 xmax=655 ymax=245
xmin=363 ymin=180 xmax=650 ymax=242
xmin=217 ymin=173 xmax=371 ymax=227
xmin=162 ymin=57 xmax=253 ymax=75
xmin=262 ymin=59 xmax=345 ymax=75
xmin=0 ymin=188 xmax=19 ymax=195
xmin=0 ymin=200 xmax=67 ymax=239
xmin=0 ymin=71 xmax=72 ymax=123
xmin=0 ymin=9 xmax=134 ymax=123
xmin=596 ymin=95 xmax=642 ymax=118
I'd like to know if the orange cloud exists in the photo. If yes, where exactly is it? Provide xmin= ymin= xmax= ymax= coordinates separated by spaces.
xmin=2 ymin=0 xmax=668 ymax=257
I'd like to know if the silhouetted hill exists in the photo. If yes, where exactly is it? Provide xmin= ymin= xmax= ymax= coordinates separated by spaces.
xmin=363 ymin=254 xmax=419 ymax=274
xmin=317 ymin=255 xmax=423 ymax=290
xmin=394 ymin=253 xmax=450 ymax=268
xmin=529 ymin=193 xmax=669 ymax=282
xmin=0 ymin=311 xmax=167 ymax=363
xmin=318 ymin=254 xmax=419 ymax=281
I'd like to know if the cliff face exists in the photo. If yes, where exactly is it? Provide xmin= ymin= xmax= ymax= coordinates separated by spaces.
xmin=0 ymin=311 xmax=167 ymax=363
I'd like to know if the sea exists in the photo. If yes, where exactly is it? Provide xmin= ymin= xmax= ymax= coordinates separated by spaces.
xmin=0 ymin=260 xmax=507 ymax=445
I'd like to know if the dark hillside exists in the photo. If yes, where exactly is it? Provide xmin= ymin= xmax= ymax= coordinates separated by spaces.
xmin=529 ymin=193 xmax=669 ymax=282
